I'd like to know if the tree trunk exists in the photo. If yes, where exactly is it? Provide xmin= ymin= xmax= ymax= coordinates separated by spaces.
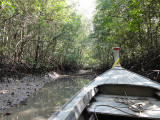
xmin=34 ymin=25 xmax=41 ymax=69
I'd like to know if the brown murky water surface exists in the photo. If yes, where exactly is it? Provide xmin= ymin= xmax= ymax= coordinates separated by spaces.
xmin=2 ymin=76 xmax=90 ymax=120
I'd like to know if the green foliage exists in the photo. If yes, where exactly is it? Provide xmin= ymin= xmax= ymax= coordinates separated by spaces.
xmin=1 ymin=0 xmax=159 ymax=73
xmin=0 ymin=0 xmax=92 ymax=71
xmin=92 ymin=0 xmax=160 ymax=69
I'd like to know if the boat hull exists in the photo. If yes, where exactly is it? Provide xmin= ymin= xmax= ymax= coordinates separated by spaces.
xmin=48 ymin=67 xmax=160 ymax=120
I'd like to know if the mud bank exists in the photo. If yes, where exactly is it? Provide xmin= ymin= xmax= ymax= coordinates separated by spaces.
xmin=0 ymin=72 xmax=59 ymax=115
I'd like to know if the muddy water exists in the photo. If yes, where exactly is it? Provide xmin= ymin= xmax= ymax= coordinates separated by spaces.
xmin=3 ymin=76 xmax=90 ymax=120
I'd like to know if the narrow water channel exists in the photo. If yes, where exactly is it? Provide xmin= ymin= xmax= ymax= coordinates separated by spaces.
xmin=3 ymin=76 xmax=90 ymax=120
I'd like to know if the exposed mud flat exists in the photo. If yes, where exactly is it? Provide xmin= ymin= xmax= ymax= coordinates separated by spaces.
xmin=0 ymin=72 xmax=59 ymax=115
xmin=2 ymin=73 xmax=93 ymax=120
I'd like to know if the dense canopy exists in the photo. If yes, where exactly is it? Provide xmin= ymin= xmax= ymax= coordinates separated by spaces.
xmin=0 ymin=0 xmax=160 ymax=81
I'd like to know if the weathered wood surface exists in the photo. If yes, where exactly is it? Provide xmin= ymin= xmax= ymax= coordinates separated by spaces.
xmin=88 ymin=94 xmax=160 ymax=119
xmin=48 ymin=67 xmax=160 ymax=120
xmin=94 ymin=67 xmax=160 ymax=89
xmin=48 ymin=84 xmax=98 ymax=120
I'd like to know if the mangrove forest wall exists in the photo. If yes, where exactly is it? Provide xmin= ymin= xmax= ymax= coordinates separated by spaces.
xmin=0 ymin=0 xmax=160 ymax=81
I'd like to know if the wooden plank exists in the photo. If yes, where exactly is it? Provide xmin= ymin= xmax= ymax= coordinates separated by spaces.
xmin=92 ymin=94 xmax=160 ymax=111
xmin=88 ymin=94 xmax=160 ymax=119
xmin=112 ymin=69 xmax=146 ymax=85
xmin=105 ymin=67 xmax=160 ymax=90
xmin=118 ymin=70 xmax=139 ymax=84
xmin=95 ymin=94 xmax=158 ymax=101
xmin=105 ymin=70 xmax=119 ymax=84
xmin=89 ymin=105 xmax=160 ymax=118
xmin=106 ymin=68 xmax=160 ymax=90
xmin=123 ymin=69 xmax=160 ymax=89
xmin=99 ymin=84 xmax=155 ymax=97
xmin=89 ymin=99 xmax=160 ymax=111
xmin=48 ymin=86 xmax=98 ymax=120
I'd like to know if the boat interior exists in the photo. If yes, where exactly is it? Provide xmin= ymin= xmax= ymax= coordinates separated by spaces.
xmin=78 ymin=84 xmax=160 ymax=120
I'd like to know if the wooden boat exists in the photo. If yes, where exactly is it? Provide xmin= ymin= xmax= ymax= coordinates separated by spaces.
xmin=48 ymin=47 xmax=160 ymax=120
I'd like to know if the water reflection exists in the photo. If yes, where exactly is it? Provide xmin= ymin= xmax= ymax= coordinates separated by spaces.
xmin=3 ymin=76 xmax=90 ymax=120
